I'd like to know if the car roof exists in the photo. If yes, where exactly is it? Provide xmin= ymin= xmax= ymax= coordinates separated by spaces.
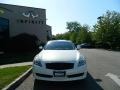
xmin=47 ymin=40 xmax=72 ymax=43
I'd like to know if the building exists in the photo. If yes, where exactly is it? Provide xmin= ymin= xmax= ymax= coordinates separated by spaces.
xmin=0 ymin=3 xmax=52 ymax=43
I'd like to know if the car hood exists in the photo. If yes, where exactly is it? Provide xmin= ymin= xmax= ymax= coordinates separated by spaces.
xmin=36 ymin=50 xmax=81 ymax=63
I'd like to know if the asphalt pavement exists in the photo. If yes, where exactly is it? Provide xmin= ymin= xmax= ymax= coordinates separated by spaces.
xmin=16 ymin=49 xmax=120 ymax=90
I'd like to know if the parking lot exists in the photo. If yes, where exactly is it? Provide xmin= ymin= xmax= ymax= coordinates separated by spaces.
xmin=16 ymin=49 xmax=120 ymax=90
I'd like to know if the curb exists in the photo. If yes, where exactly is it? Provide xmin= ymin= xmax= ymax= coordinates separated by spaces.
xmin=2 ymin=67 xmax=32 ymax=90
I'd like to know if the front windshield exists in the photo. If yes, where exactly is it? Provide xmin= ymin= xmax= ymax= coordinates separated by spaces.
xmin=44 ymin=41 xmax=75 ymax=50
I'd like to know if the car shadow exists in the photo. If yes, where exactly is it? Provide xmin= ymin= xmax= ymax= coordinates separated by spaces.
xmin=33 ymin=73 xmax=103 ymax=90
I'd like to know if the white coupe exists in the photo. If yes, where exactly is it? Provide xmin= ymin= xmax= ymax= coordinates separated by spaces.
xmin=33 ymin=40 xmax=87 ymax=81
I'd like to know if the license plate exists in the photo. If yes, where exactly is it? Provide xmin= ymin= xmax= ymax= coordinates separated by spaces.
xmin=53 ymin=71 xmax=65 ymax=77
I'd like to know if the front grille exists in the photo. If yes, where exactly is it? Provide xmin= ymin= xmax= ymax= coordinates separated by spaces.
xmin=46 ymin=63 xmax=74 ymax=70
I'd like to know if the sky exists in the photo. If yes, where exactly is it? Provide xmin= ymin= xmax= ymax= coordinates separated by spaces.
xmin=0 ymin=0 xmax=120 ymax=35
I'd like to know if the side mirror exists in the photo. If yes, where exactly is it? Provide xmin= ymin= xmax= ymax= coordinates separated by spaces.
xmin=39 ymin=46 xmax=43 ymax=50
xmin=77 ymin=45 xmax=81 ymax=50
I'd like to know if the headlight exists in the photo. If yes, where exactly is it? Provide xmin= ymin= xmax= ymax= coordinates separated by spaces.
xmin=78 ymin=56 xmax=86 ymax=67
xmin=34 ymin=60 xmax=42 ymax=67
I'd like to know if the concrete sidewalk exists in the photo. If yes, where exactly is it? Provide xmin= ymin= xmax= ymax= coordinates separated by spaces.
xmin=0 ymin=62 xmax=32 ymax=68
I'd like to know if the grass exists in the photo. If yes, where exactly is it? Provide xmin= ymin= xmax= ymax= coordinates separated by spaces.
xmin=0 ymin=65 xmax=31 ymax=89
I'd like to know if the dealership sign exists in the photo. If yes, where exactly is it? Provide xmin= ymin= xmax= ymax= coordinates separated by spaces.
xmin=22 ymin=11 xmax=38 ymax=19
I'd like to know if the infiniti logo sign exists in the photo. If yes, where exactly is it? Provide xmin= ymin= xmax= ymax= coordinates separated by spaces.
xmin=22 ymin=11 xmax=39 ymax=19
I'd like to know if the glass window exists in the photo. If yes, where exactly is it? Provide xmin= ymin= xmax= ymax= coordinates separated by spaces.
xmin=44 ymin=41 xmax=75 ymax=50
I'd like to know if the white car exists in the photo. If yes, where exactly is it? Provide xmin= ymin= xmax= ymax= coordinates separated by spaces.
xmin=33 ymin=40 xmax=87 ymax=81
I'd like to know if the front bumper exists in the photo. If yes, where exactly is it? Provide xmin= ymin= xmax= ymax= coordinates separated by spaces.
xmin=33 ymin=64 xmax=87 ymax=81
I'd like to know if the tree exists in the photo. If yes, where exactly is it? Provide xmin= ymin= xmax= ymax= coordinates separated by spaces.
xmin=66 ymin=21 xmax=81 ymax=32
xmin=76 ymin=24 xmax=92 ymax=44
xmin=93 ymin=10 xmax=120 ymax=49
xmin=54 ymin=22 xmax=92 ymax=45
xmin=70 ymin=32 xmax=78 ymax=43
xmin=53 ymin=34 xmax=64 ymax=40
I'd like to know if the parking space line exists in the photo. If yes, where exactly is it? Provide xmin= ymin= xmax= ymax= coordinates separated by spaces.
xmin=105 ymin=73 xmax=120 ymax=87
